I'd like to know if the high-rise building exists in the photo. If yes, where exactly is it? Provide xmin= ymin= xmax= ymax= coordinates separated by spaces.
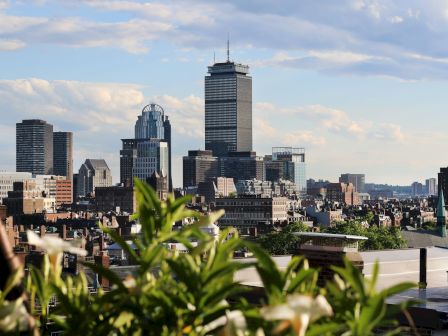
xmin=205 ymin=55 xmax=252 ymax=157
xmin=411 ymin=181 xmax=423 ymax=196
xmin=183 ymin=150 xmax=219 ymax=188
xmin=266 ymin=147 xmax=306 ymax=195
xmin=425 ymin=178 xmax=437 ymax=196
xmin=339 ymin=174 xmax=365 ymax=193
xmin=133 ymin=139 xmax=169 ymax=183
xmin=121 ymin=104 xmax=171 ymax=189
xmin=16 ymin=119 xmax=53 ymax=175
xmin=53 ymin=132 xmax=73 ymax=180
xmin=438 ymin=167 xmax=448 ymax=204
xmin=77 ymin=159 xmax=112 ymax=197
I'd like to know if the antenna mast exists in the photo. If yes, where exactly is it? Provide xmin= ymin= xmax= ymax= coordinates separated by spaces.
xmin=227 ymin=33 xmax=230 ymax=62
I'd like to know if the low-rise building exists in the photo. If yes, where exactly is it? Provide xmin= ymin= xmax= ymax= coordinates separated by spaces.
xmin=95 ymin=186 xmax=136 ymax=214
xmin=214 ymin=196 xmax=288 ymax=230
xmin=326 ymin=182 xmax=359 ymax=206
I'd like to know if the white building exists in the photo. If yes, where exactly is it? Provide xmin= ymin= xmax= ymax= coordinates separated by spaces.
xmin=0 ymin=172 xmax=32 ymax=204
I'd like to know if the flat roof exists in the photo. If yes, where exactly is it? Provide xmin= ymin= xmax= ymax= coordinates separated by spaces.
xmin=293 ymin=232 xmax=368 ymax=240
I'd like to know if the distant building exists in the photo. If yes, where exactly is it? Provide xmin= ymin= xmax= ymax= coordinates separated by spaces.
xmin=368 ymin=189 xmax=394 ymax=200
xmin=205 ymin=57 xmax=252 ymax=157
xmin=411 ymin=182 xmax=424 ymax=196
xmin=236 ymin=179 xmax=297 ymax=198
xmin=339 ymin=174 xmax=365 ymax=193
xmin=197 ymin=177 xmax=236 ymax=203
xmin=95 ymin=186 xmax=136 ymax=214
xmin=121 ymin=103 xmax=171 ymax=189
xmin=214 ymin=196 xmax=288 ymax=230
xmin=326 ymin=182 xmax=359 ymax=205
xmin=4 ymin=180 xmax=56 ymax=215
xmin=438 ymin=167 xmax=448 ymax=205
xmin=265 ymin=147 xmax=306 ymax=196
xmin=426 ymin=178 xmax=437 ymax=196
xmin=0 ymin=172 xmax=32 ymax=204
xmin=133 ymin=139 xmax=169 ymax=183
xmin=219 ymin=151 xmax=264 ymax=182
xmin=236 ymin=179 xmax=273 ymax=198
xmin=35 ymin=175 xmax=72 ymax=207
xmin=77 ymin=159 xmax=112 ymax=197
xmin=182 ymin=150 xmax=218 ymax=188
xmin=148 ymin=170 xmax=169 ymax=201
xmin=53 ymin=131 xmax=73 ymax=180
xmin=16 ymin=119 xmax=53 ymax=175
xmin=55 ymin=179 xmax=72 ymax=207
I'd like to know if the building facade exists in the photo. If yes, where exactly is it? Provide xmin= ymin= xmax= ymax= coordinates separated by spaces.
xmin=438 ymin=167 xmax=448 ymax=205
xmin=77 ymin=159 xmax=112 ymax=197
xmin=95 ymin=186 xmax=136 ymax=213
xmin=339 ymin=174 xmax=365 ymax=193
xmin=53 ymin=131 xmax=73 ymax=180
xmin=133 ymin=140 xmax=169 ymax=183
xmin=0 ymin=172 xmax=32 ymax=204
xmin=426 ymin=178 xmax=437 ymax=196
xmin=16 ymin=119 xmax=54 ymax=175
xmin=121 ymin=103 xmax=172 ymax=189
xmin=265 ymin=147 xmax=306 ymax=196
xmin=205 ymin=60 xmax=252 ymax=157
xmin=183 ymin=150 xmax=219 ymax=188
xmin=219 ymin=151 xmax=264 ymax=182
xmin=214 ymin=196 xmax=288 ymax=229
xmin=326 ymin=182 xmax=359 ymax=206
xmin=4 ymin=180 xmax=56 ymax=215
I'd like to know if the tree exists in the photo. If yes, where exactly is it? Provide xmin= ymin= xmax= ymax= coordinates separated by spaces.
xmin=256 ymin=221 xmax=310 ymax=255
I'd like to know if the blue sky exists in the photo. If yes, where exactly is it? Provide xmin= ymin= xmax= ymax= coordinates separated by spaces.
xmin=0 ymin=0 xmax=447 ymax=187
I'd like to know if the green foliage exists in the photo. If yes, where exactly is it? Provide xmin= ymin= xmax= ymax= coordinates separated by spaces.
xmin=327 ymin=259 xmax=417 ymax=335
xmin=256 ymin=222 xmax=310 ymax=255
xmin=4 ymin=180 xmax=417 ymax=336
xmin=323 ymin=221 xmax=407 ymax=250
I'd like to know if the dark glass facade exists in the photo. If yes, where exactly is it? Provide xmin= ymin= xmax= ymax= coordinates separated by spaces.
xmin=16 ymin=119 xmax=53 ymax=175
xmin=53 ymin=132 xmax=73 ymax=180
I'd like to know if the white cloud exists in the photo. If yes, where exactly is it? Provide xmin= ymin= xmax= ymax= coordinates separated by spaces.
xmin=0 ymin=39 xmax=25 ymax=50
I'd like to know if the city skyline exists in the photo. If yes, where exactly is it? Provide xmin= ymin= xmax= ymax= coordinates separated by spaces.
xmin=1 ymin=1 xmax=447 ymax=186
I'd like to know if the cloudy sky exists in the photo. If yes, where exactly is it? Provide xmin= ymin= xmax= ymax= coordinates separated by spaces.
xmin=0 ymin=0 xmax=447 ymax=187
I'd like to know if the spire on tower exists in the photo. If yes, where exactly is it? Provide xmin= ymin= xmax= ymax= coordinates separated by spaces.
xmin=227 ymin=33 xmax=230 ymax=62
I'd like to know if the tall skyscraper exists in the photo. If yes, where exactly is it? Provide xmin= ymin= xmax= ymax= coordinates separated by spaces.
xmin=205 ymin=51 xmax=252 ymax=157
xmin=121 ymin=103 xmax=171 ymax=189
xmin=267 ymin=147 xmax=306 ymax=196
xmin=339 ymin=174 xmax=365 ymax=193
xmin=16 ymin=119 xmax=53 ymax=175
xmin=53 ymin=131 xmax=73 ymax=180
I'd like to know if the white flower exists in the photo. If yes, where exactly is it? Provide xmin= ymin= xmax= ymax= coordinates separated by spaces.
xmin=199 ymin=310 xmax=247 ymax=336
xmin=27 ymin=230 xmax=87 ymax=257
xmin=0 ymin=298 xmax=30 ymax=333
xmin=261 ymin=294 xmax=333 ymax=336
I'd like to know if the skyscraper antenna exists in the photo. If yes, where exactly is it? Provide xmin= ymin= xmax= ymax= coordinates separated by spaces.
xmin=213 ymin=50 xmax=216 ymax=64
xmin=227 ymin=33 xmax=230 ymax=62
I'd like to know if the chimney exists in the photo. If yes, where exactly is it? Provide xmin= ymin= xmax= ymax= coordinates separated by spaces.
xmin=61 ymin=224 xmax=67 ymax=240
xmin=94 ymin=251 xmax=110 ymax=288
xmin=40 ymin=225 xmax=45 ymax=238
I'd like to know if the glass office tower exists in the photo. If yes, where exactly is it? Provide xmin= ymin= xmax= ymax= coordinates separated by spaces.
xmin=272 ymin=147 xmax=306 ymax=196
xmin=205 ymin=61 xmax=252 ymax=157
